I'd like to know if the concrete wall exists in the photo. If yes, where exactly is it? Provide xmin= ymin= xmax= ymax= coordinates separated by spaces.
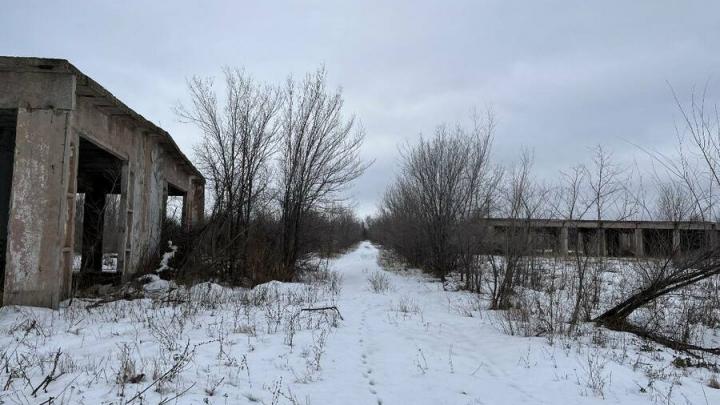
xmin=0 ymin=70 xmax=75 ymax=307
xmin=0 ymin=58 xmax=204 ymax=308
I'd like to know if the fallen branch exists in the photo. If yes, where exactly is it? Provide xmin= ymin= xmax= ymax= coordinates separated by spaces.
xmin=598 ymin=319 xmax=720 ymax=357
xmin=85 ymin=290 xmax=143 ymax=311
xmin=301 ymin=306 xmax=344 ymax=320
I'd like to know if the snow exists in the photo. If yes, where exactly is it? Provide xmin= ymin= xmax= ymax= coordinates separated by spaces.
xmin=157 ymin=241 xmax=178 ymax=272
xmin=138 ymin=274 xmax=174 ymax=296
xmin=1 ymin=241 xmax=718 ymax=404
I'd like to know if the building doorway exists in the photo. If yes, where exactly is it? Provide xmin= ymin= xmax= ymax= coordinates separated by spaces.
xmin=74 ymin=137 xmax=124 ymax=287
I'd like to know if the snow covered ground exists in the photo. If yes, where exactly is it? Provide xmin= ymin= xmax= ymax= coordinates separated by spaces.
xmin=1 ymin=241 xmax=719 ymax=404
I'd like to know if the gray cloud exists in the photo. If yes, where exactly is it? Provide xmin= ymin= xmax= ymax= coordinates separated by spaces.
xmin=3 ymin=1 xmax=720 ymax=216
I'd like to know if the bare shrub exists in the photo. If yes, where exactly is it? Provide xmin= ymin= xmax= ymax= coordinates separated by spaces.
xmin=298 ymin=261 xmax=344 ymax=298
xmin=493 ymin=262 xmax=572 ymax=344
xmin=115 ymin=343 xmax=144 ymax=391
xmin=392 ymin=296 xmax=420 ymax=314
xmin=496 ymin=299 xmax=533 ymax=338
xmin=488 ymin=151 xmax=548 ymax=310
xmin=709 ymin=375 xmax=720 ymax=389
xmin=145 ymin=310 xmax=187 ymax=352
xmin=447 ymin=295 xmax=484 ymax=318
xmin=325 ymin=271 xmax=344 ymax=298
xmin=577 ymin=349 xmax=611 ymax=398
xmin=367 ymin=272 xmax=391 ymax=293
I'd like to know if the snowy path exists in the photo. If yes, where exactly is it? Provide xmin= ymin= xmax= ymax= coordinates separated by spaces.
xmin=309 ymin=241 xmax=719 ymax=405
xmin=316 ymin=242 xmax=562 ymax=404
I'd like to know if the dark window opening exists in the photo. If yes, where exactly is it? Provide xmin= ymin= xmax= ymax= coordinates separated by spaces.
xmin=0 ymin=109 xmax=17 ymax=304
xmin=682 ymin=230 xmax=705 ymax=252
xmin=643 ymin=229 xmax=673 ymax=257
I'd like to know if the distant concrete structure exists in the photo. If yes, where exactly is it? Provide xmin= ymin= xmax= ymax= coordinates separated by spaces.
xmin=0 ymin=57 xmax=204 ymax=308
xmin=484 ymin=218 xmax=719 ymax=258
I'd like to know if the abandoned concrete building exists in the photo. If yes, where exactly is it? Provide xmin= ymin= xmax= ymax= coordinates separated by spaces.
xmin=484 ymin=218 xmax=719 ymax=258
xmin=0 ymin=57 xmax=205 ymax=309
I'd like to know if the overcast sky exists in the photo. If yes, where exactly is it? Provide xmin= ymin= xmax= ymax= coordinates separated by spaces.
xmin=3 ymin=1 xmax=720 ymax=216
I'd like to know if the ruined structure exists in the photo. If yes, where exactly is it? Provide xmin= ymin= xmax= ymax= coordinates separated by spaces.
xmin=0 ymin=57 xmax=204 ymax=308
xmin=484 ymin=218 xmax=718 ymax=258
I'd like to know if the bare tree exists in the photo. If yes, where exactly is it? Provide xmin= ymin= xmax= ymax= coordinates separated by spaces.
xmin=403 ymin=115 xmax=495 ymax=281
xmin=278 ymin=67 xmax=368 ymax=278
xmin=373 ymin=111 xmax=497 ymax=283
xmin=585 ymin=145 xmax=637 ymax=221
xmin=555 ymin=165 xmax=591 ymax=220
xmin=643 ymin=88 xmax=720 ymax=222
xmin=547 ymin=164 xmax=592 ymax=328
xmin=655 ymin=180 xmax=695 ymax=221
xmin=176 ymin=68 xmax=281 ymax=281
xmin=551 ymin=150 xmax=640 ymax=328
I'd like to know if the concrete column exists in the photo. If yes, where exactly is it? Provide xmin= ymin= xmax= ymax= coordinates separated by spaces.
xmin=597 ymin=228 xmax=607 ymax=257
xmin=527 ymin=226 xmax=534 ymax=251
xmin=483 ymin=224 xmax=495 ymax=254
xmin=709 ymin=229 xmax=718 ymax=251
xmin=181 ymin=193 xmax=189 ymax=231
xmin=577 ymin=229 xmax=584 ymax=255
xmin=634 ymin=228 xmax=644 ymax=257
xmin=117 ymin=162 xmax=130 ymax=279
xmin=161 ymin=182 xmax=169 ymax=228
xmin=3 ymin=107 xmax=74 ymax=308
xmin=81 ymin=190 xmax=106 ymax=273
xmin=60 ymin=133 xmax=79 ymax=299
xmin=559 ymin=226 xmax=568 ymax=257
xmin=188 ymin=177 xmax=205 ymax=228
xmin=672 ymin=228 xmax=681 ymax=253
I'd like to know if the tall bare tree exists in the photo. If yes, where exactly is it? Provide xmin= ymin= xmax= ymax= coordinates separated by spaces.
xmin=176 ymin=68 xmax=281 ymax=281
xmin=278 ymin=67 xmax=367 ymax=278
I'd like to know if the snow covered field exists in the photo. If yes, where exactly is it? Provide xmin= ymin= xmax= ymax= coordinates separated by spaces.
xmin=1 ymin=241 xmax=719 ymax=404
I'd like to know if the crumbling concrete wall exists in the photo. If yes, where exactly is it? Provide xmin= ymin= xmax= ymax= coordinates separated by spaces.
xmin=0 ymin=68 xmax=75 ymax=307
xmin=0 ymin=57 xmax=204 ymax=308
